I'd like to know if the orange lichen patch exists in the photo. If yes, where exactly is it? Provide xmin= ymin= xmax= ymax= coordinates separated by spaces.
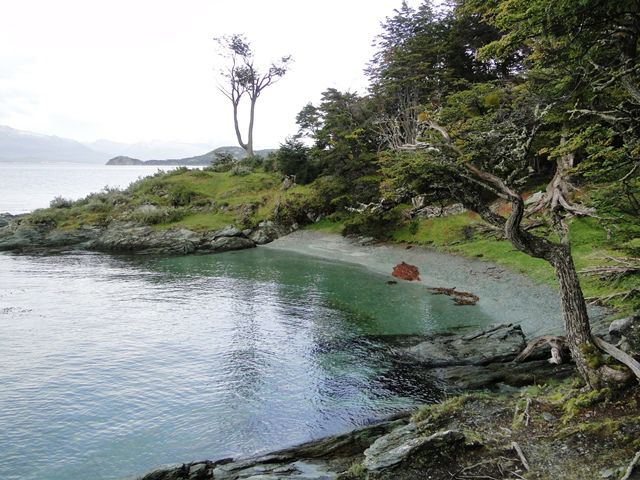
xmin=392 ymin=262 xmax=421 ymax=281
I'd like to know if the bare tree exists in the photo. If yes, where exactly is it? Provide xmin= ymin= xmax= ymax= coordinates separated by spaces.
xmin=215 ymin=34 xmax=292 ymax=156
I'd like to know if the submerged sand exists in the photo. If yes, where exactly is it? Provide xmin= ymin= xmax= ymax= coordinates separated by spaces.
xmin=264 ymin=230 xmax=606 ymax=336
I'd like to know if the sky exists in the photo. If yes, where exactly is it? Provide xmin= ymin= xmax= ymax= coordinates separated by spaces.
xmin=0 ymin=0 xmax=423 ymax=149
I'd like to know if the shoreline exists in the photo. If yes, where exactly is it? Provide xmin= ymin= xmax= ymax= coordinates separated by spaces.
xmin=263 ymin=230 xmax=606 ymax=337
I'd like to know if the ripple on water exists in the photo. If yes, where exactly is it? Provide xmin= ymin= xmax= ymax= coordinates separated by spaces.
xmin=0 ymin=249 xmax=483 ymax=480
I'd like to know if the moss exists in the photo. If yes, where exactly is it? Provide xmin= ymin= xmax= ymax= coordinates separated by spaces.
xmin=412 ymin=394 xmax=477 ymax=424
xmin=337 ymin=462 xmax=366 ymax=480
xmin=562 ymin=388 xmax=611 ymax=422
xmin=581 ymin=343 xmax=605 ymax=370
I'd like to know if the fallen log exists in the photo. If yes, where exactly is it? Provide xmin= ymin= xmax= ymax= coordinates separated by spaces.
xmin=428 ymin=286 xmax=480 ymax=306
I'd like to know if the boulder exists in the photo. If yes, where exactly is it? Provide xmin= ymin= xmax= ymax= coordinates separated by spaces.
xmin=609 ymin=316 xmax=638 ymax=336
xmin=391 ymin=262 xmax=421 ymax=281
xmin=0 ymin=223 xmax=45 ymax=250
xmin=211 ymin=224 xmax=243 ymax=239
xmin=397 ymin=324 xmax=526 ymax=367
xmin=364 ymin=427 xmax=465 ymax=472
xmin=250 ymin=221 xmax=284 ymax=245
xmin=206 ymin=236 xmax=256 ymax=253
xmin=92 ymin=223 xmax=200 ymax=255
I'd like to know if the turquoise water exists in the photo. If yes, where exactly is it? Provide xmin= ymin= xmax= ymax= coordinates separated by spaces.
xmin=0 ymin=248 xmax=496 ymax=480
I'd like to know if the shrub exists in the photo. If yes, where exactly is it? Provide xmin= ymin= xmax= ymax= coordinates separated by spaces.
xmin=230 ymin=165 xmax=252 ymax=176
xmin=342 ymin=207 xmax=402 ymax=239
xmin=129 ymin=206 xmax=187 ymax=225
xmin=168 ymin=184 xmax=197 ymax=207
xmin=49 ymin=196 xmax=74 ymax=208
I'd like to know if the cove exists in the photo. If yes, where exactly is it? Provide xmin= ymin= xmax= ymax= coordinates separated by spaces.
xmin=0 ymin=246 xmax=527 ymax=480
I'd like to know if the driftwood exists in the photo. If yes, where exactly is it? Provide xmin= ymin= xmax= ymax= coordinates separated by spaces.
xmin=592 ymin=336 xmax=640 ymax=383
xmin=586 ymin=288 xmax=640 ymax=306
xmin=514 ymin=336 xmax=567 ymax=365
xmin=428 ymin=287 xmax=480 ymax=306
xmin=515 ymin=335 xmax=640 ymax=382
xmin=580 ymin=256 xmax=640 ymax=282
xmin=512 ymin=442 xmax=531 ymax=472
xmin=620 ymin=451 xmax=640 ymax=480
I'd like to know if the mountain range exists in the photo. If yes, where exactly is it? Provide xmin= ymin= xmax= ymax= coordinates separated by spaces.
xmin=0 ymin=124 xmax=267 ymax=164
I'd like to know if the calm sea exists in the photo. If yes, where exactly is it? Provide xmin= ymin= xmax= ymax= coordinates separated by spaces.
xmin=0 ymin=162 xmax=179 ymax=214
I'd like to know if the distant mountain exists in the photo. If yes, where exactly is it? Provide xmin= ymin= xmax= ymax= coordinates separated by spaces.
xmin=87 ymin=139 xmax=214 ymax=161
xmin=106 ymin=147 xmax=277 ymax=166
xmin=0 ymin=125 xmax=107 ymax=163
xmin=0 ymin=124 xmax=276 ymax=166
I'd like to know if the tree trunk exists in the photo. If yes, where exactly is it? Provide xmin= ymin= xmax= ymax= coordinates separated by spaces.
xmin=246 ymin=97 xmax=256 ymax=157
xmin=456 ymin=167 xmax=604 ymax=388
xmin=549 ymin=245 xmax=602 ymax=389
xmin=232 ymin=100 xmax=248 ymax=152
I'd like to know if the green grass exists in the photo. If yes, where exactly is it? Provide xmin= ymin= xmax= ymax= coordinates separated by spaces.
xmin=386 ymin=213 xmax=640 ymax=314
xmin=156 ymin=211 xmax=236 ymax=231
xmin=304 ymin=218 xmax=346 ymax=234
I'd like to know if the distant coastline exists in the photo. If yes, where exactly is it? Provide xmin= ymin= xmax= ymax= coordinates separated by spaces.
xmin=106 ymin=146 xmax=276 ymax=166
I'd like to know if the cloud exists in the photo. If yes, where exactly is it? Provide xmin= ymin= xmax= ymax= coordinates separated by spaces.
xmin=0 ymin=0 xmax=413 ymax=146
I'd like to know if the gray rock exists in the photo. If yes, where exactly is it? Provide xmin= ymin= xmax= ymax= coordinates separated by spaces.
xmin=93 ymin=223 xmax=200 ymax=255
xmin=609 ymin=316 xmax=638 ymax=336
xmin=212 ymin=224 xmax=242 ymax=238
xmin=0 ymin=213 xmax=15 ymax=228
xmin=0 ymin=223 xmax=44 ymax=250
xmin=249 ymin=221 xmax=285 ymax=245
xmin=207 ymin=236 xmax=256 ymax=252
xmin=398 ymin=324 xmax=526 ymax=367
xmin=364 ymin=428 xmax=465 ymax=472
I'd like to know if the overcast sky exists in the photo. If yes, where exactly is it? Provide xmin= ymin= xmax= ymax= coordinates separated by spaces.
xmin=0 ymin=0 xmax=423 ymax=148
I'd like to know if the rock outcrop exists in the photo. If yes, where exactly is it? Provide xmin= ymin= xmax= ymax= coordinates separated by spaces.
xmin=395 ymin=324 xmax=527 ymax=367
xmin=134 ymin=324 xmax=576 ymax=480
xmin=0 ymin=218 xmax=266 ymax=255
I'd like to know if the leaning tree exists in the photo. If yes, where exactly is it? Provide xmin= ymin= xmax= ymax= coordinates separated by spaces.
xmin=215 ymin=34 xmax=292 ymax=156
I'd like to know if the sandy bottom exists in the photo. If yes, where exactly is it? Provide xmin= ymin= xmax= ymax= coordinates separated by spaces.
xmin=263 ymin=230 xmax=606 ymax=336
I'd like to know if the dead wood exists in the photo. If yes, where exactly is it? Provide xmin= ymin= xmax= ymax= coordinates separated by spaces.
xmin=592 ymin=336 xmax=640 ymax=383
xmin=512 ymin=442 xmax=531 ymax=472
xmin=585 ymin=289 xmax=640 ymax=306
xmin=620 ymin=451 xmax=640 ymax=480
xmin=514 ymin=336 xmax=567 ymax=364
xmin=428 ymin=287 xmax=480 ymax=305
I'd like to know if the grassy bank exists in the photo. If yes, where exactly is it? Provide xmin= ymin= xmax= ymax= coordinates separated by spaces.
xmin=28 ymin=167 xmax=312 ymax=233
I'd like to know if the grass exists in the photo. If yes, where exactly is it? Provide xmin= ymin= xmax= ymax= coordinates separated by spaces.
xmin=33 ymin=168 xmax=317 ymax=234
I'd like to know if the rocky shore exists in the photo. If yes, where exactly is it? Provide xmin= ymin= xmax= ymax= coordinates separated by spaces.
xmin=0 ymin=213 xmax=291 ymax=255
xmin=137 ymin=324 xmax=577 ymax=480
xmin=136 ymin=320 xmax=640 ymax=480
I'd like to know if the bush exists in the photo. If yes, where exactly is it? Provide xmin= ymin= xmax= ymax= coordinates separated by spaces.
xmin=275 ymin=138 xmax=318 ymax=184
xmin=342 ymin=208 xmax=402 ymax=239
xmin=230 ymin=165 xmax=252 ymax=176
xmin=208 ymin=152 xmax=235 ymax=172
xmin=49 ymin=196 xmax=74 ymax=208
xmin=129 ymin=206 xmax=187 ymax=225
xmin=168 ymin=184 xmax=197 ymax=207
